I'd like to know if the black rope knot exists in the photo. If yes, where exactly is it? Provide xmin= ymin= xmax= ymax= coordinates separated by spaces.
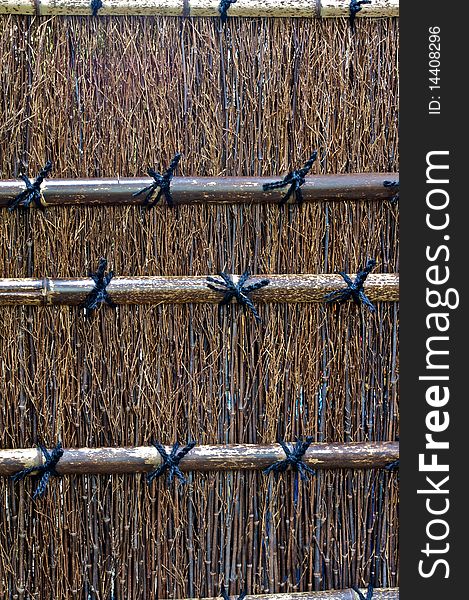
xmin=263 ymin=152 xmax=317 ymax=206
xmin=263 ymin=437 xmax=316 ymax=481
xmin=352 ymin=583 xmax=374 ymax=600
xmin=383 ymin=180 xmax=399 ymax=205
xmin=206 ymin=270 xmax=270 ymax=324
xmin=349 ymin=0 xmax=372 ymax=32
xmin=91 ymin=0 xmax=103 ymax=16
xmin=325 ymin=258 xmax=377 ymax=312
xmin=384 ymin=459 xmax=399 ymax=471
xmin=11 ymin=442 xmax=64 ymax=499
xmin=82 ymin=257 xmax=117 ymax=317
xmin=220 ymin=584 xmax=246 ymax=600
xmin=133 ymin=153 xmax=181 ymax=209
xmin=147 ymin=441 xmax=196 ymax=486
xmin=8 ymin=161 xmax=52 ymax=212
xmin=219 ymin=0 xmax=237 ymax=25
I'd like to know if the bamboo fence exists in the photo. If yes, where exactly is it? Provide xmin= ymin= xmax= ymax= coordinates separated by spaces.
xmin=0 ymin=173 xmax=399 ymax=207
xmin=0 ymin=0 xmax=400 ymax=18
xmin=0 ymin=442 xmax=399 ymax=475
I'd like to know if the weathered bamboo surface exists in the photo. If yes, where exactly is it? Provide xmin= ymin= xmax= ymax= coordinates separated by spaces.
xmin=0 ymin=0 xmax=399 ymax=18
xmin=0 ymin=442 xmax=399 ymax=475
xmin=169 ymin=590 xmax=399 ymax=600
xmin=0 ymin=273 xmax=399 ymax=305
xmin=0 ymin=173 xmax=399 ymax=207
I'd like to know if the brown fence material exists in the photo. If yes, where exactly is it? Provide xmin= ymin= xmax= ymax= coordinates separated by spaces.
xmin=0 ymin=273 xmax=399 ymax=306
xmin=0 ymin=442 xmax=399 ymax=475
xmin=0 ymin=18 xmax=399 ymax=179
xmin=0 ymin=173 xmax=399 ymax=207
xmin=0 ymin=0 xmax=400 ymax=18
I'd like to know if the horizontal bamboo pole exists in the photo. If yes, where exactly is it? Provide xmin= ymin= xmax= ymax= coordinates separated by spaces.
xmin=0 ymin=1 xmax=399 ymax=18
xmin=0 ymin=173 xmax=399 ymax=208
xmin=0 ymin=273 xmax=399 ymax=306
xmin=0 ymin=442 xmax=399 ymax=475
xmin=169 ymin=590 xmax=399 ymax=600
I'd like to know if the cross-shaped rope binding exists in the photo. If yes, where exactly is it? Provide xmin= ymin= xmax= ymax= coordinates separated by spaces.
xmin=349 ymin=0 xmax=372 ymax=32
xmin=11 ymin=442 xmax=64 ymax=499
xmin=352 ymin=583 xmax=374 ymax=600
xmin=262 ymin=152 xmax=318 ymax=206
xmin=8 ymin=161 xmax=52 ymax=212
xmin=325 ymin=258 xmax=377 ymax=312
xmin=263 ymin=437 xmax=316 ymax=481
xmin=82 ymin=258 xmax=117 ymax=318
xmin=147 ymin=441 xmax=196 ymax=486
xmin=219 ymin=0 xmax=238 ymax=25
xmin=206 ymin=270 xmax=270 ymax=324
xmin=90 ymin=0 xmax=103 ymax=16
xmin=220 ymin=584 xmax=246 ymax=600
xmin=133 ymin=153 xmax=181 ymax=209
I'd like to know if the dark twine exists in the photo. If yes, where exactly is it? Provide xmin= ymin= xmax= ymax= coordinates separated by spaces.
xmin=91 ymin=0 xmax=103 ymax=17
xmin=384 ymin=459 xmax=400 ymax=471
xmin=383 ymin=180 xmax=399 ymax=205
xmin=82 ymin=257 xmax=117 ymax=318
xmin=206 ymin=270 xmax=270 ymax=324
xmin=133 ymin=153 xmax=181 ymax=209
xmin=263 ymin=437 xmax=316 ymax=481
xmin=219 ymin=0 xmax=237 ymax=25
xmin=325 ymin=258 xmax=377 ymax=312
xmin=146 ymin=441 xmax=196 ymax=486
xmin=262 ymin=152 xmax=318 ymax=206
xmin=11 ymin=442 xmax=64 ymax=499
xmin=220 ymin=584 xmax=246 ymax=600
xmin=349 ymin=0 xmax=372 ymax=33
xmin=352 ymin=583 xmax=374 ymax=600
xmin=8 ymin=160 xmax=52 ymax=212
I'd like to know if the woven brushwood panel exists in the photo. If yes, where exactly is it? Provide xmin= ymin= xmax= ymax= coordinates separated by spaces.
xmin=0 ymin=15 xmax=398 ymax=599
